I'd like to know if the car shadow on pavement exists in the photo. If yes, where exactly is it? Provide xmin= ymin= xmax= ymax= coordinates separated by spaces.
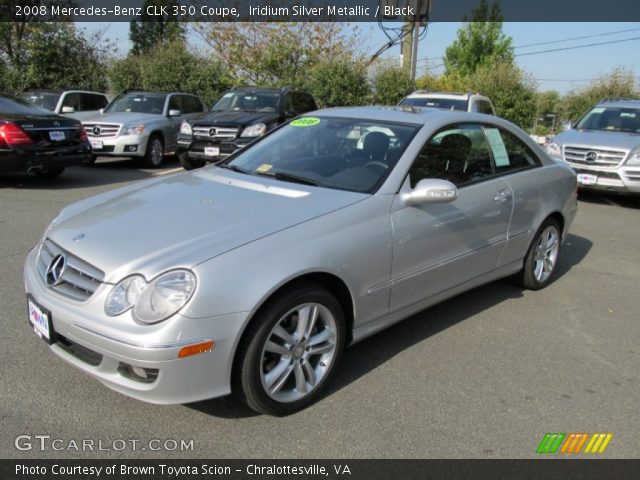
xmin=0 ymin=157 xmax=179 ymax=190
xmin=187 ymin=233 xmax=592 ymax=419
xmin=578 ymin=191 xmax=640 ymax=210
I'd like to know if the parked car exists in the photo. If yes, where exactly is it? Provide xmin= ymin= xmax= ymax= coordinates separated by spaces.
xmin=19 ymin=89 xmax=109 ymax=121
xmin=399 ymin=91 xmax=496 ymax=115
xmin=546 ymin=99 xmax=640 ymax=195
xmin=176 ymin=86 xmax=317 ymax=170
xmin=0 ymin=94 xmax=92 ymax=177
xmin=24 ymin=107 xmax=577 ymax=415
xmin=82 ymin=91 xmax=206 ymax=167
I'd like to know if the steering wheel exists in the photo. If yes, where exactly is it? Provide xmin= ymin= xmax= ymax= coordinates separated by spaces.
xmin=363 ymin=161 xmax=389 ymax=174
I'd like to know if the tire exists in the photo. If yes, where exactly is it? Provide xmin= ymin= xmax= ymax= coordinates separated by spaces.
xmin=514 ymin=217 xmax=562 ymax=290
xmin=87 ymin=155 xmax=98 ymax=165
xmin=234 ymin=283 xmax=346 ymax=415
xmin=144 ymin=134 xmax=164 ymax=168
xmin=33 ymin=168 xmax=65 ymax=178
xmin=179 ymin=152 xmax=206 ymax=171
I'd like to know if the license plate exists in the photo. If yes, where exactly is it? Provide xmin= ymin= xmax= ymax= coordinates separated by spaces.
xmin=577 ymin=173 xmax=597 ymax=185
xmin=90 ymin=140 xmax=103 ymax=150
xmin=27 ymin=296 xmax=54 ymax=344
xmin=49 ymin=131 xmax=65 ymax=141
xmin=204 ymin=146 xmax=220 ymax=157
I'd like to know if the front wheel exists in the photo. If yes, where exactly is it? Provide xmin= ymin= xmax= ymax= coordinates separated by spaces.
xmin=515 ymin=218 xmax=561 ymax=290
xmin=234 ymin=284 xmax=345 ymax=415
xmin=144 ymin=135 xmax=164 ymax=168
xmin=179 ymin=152 xmax=206 ymax=170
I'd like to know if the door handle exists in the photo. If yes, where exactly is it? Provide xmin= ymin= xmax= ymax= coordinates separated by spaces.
xmin=494 ymin=190 xmax=512 ymax=203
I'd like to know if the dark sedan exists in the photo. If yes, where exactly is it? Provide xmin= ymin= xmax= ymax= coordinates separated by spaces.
xmin=0 ymin=94 xmax=92 ymax=178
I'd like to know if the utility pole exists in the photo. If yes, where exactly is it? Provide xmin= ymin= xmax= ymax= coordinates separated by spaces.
xmin=410 ymin=3 xmax=421 ymax=81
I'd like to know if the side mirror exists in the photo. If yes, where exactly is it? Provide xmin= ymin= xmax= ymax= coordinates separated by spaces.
xmin=61 ymin=106 xmax=75 ymax=114
xmin=402 ymin=179 xmax=458 ymax=206
xmin=168 ymin=109 xmax=182 ymax=117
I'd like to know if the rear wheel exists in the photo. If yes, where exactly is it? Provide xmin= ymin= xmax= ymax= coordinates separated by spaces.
xmin=33 ymin=168 xmax=65 ymax=178
xmin=234 ymin=284 xmax=345 ymax=415
xmin=514 ymin=218 xmax=561 ymax=290
xmin=144 ymin=135 xmax=164 ymax=168
xmin=179 ymin=152 xmax=206 ymax=171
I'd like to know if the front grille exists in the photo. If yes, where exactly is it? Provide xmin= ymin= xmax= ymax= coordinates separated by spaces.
xmin=193 ymin=125 xmax=239 ymax=140
xmin=564 ymin=146 xmax=627 ymax=167
xmin=37 ymin=239 xmax=104 ymax=301
xmin=57 ymin=334 xmax=103 ymax=366
xmin=83 ymin=123 xmax=121 ymax=138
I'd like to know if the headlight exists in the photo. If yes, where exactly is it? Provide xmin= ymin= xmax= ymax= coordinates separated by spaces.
xmin=105 ymin=270 xmax=196 ymax=324
xmin=180 ymin=121 xmax=192 ymax=135
xmin=240 ymin=123 xmax=267 ymax=138
xmin=626 ymin=149 xmax=640 ymax=166
xmin=546 ymin=141 xmax=562 ymax=159
xmin=124 ymin=125 xmax=145 ymax=136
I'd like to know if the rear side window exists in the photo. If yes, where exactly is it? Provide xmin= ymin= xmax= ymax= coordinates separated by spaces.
xmin=61 ymin=93 xmax=80 ymax=111
xmin=295 ymin=93 xmax=317 ymax=113
xmin=484 ymin=127 xmax=541 ymax=175
xmin=183 ymin=96 xmax=204 ymax=113
xmin=0 ymin=96 xmax=52 ymax=115
xmin=477 ymin=101 xmax=494 ymax=115
xmin=81 ymin=94 xmax=108 ymax=111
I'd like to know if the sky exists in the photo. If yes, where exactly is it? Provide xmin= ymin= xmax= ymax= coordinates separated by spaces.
xmin=83 ymin=21 xmax=640 ymax=94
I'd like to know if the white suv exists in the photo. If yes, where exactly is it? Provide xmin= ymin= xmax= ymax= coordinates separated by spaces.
xmin=20 ymin=90 xmax=109 ymax=121
xmin=399 ymin=91 xmax=496 ymax=115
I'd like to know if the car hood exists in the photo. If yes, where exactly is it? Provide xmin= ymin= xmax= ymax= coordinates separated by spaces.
xmin=554 ymin=129 xmax=640 ymax=152
xmin=82 ymin=112 xmax=163 ymax=125
xmin=47 ymin=169 xmax=367 ymax=282
xmin=189 ymin=110 xmax=278 ymax=127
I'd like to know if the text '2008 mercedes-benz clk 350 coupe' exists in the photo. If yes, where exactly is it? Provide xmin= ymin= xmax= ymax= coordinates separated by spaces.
xmin=24 ymin=107 xmax=577 ymax=415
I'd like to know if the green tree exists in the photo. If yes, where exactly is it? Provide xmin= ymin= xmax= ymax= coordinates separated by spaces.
xmin=561 ymin=67 xmax=639 ymax=123
xmin=308 ymin=57 xmax=371 ymax=107
xmin=129 ymin=0 xmax=185 ymax=55
xmin=372 ymin=61 xmax=414 ymax=105
xmin=467 ymin=61 xmax=537 ymax=129
xmin=444 ymin=0 xmax=513 ymax=77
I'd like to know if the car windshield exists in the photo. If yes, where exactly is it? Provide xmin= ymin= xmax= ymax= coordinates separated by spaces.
xmin=400 ymin=97 xmax=468 ymax=111
xmin=575 ymin=106 xmax=640 ymax=133
xmin=19 ymin=92 xmax=61 ymax=111
xmin=1 ymin=95 xmax=53 ymax=115
xmin=211 ymin=91 xmax=281 ymax=113
xmin=105 ymin=94 xmax=167 ymax=114
xmin=224 ymin=116 xmax=420 ymax=193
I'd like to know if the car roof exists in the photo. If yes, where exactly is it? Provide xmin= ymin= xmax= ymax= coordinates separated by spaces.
xmin=23 ymin=89 xmax=106 ymax=95
xmin=597 ymin=99 xmax=640 ymax=108
xmin=407 ymin=91 xmax=471 ymax=99
xmin=312 ymin=105 xmax=502 ymax=125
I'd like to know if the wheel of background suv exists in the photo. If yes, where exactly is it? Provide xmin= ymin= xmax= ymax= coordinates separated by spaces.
xmin=33 ymin=168 xmax=65 ymax=178
xmin=179 ymin=152 xmax=206 ymax=171
xmin=515 ymin=217 xmax=561 ymax=290
xmin=234 ymin=284 xmax=345 ymax=415
xmin=144 ymin=134 xmax=164 ymax=168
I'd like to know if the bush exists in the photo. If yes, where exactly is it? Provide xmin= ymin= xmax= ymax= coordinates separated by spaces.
xmin=372 ymin=62 xmax=414 ymax=105
xmin=307 ymin=58 xmax=371 ymax=108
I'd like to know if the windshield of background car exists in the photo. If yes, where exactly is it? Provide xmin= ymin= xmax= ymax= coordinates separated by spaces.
xmin=226 ymin=116 xmax=420 ymax=193
xmin=1 ymin=95 xmax=54 ymax=115
xmin=19 ymin=92 xmax=60 ymax=111
xmin=399 ymin=97 xmax=468 ymax=111
xmin=212 ymin=92 xmax=281 ymax=112
xmin=105 ymin=94 xmax=167 ymax=114
xmin=575 ymin=106 xmax=640 ymax=133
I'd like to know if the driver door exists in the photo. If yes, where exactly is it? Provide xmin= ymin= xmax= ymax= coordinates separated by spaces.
xmin=389 ymin=124 xmax=513 ymax=312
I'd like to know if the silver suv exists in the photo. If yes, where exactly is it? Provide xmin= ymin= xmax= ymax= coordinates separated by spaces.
xmin=547 ymin=99 xmax=640 ymax=195
xmin=399 ymin=91 xmax=496 ymax=115
xmin=82 ymin=91 xmax=205 ymax=167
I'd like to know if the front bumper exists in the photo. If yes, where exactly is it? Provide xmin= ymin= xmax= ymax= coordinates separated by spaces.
xmin=87 ymin=133 xmax=150 ymax=158
xmin=177 ymin=134 xmax=255 ymax=163
xmin=23 ymin=247 xmax=249 ymax=404
xmin=568 ymin=163 xmax=640 ymax=195
xmin=0 ymin=145 xmax=92 ymax=173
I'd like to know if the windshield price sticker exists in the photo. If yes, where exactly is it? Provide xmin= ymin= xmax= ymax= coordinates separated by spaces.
xmin=290 ymin=117 xmax=321 ymax=127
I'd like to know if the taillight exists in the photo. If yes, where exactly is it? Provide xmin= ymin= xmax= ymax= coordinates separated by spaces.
xmin=79 ymin=125 xmax=89 ymax=142
xmin=0 ymin=122 xmax=33 ymax=147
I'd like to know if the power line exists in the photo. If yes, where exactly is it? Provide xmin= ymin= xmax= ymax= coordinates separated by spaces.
xmin=514 ymin=27 xmax=640 ymax=49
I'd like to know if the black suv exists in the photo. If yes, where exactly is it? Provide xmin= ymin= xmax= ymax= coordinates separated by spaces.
xmin=0 ymin=94 xmax=92 ymax=178
xmin=177 ymin=87 xmax=317 ymax=170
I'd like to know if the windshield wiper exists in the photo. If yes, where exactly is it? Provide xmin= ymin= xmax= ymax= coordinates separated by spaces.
xmin=253 ymin=171 xmax=319 ymax=187
xmin=218 ymin=164 xmax=250 ymax=175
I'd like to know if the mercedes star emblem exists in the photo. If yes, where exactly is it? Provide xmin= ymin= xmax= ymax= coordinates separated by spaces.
xmin=585 ymin=151 xmax=598 ymax=163
xmin=46 ymin=254 xmax=67 ymax=286
xmin=208 ymin=127 xmax=217 ymax=137
xmin=92 ymin=125 xmax=101 ymax=136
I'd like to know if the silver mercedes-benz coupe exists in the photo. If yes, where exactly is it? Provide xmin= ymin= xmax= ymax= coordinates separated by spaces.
xmin=24 ymin=107 xmax=577 ymax=415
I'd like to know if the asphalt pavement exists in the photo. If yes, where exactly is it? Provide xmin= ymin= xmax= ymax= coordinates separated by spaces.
xmin=1 ymin=159 xmax=638 ymax=459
